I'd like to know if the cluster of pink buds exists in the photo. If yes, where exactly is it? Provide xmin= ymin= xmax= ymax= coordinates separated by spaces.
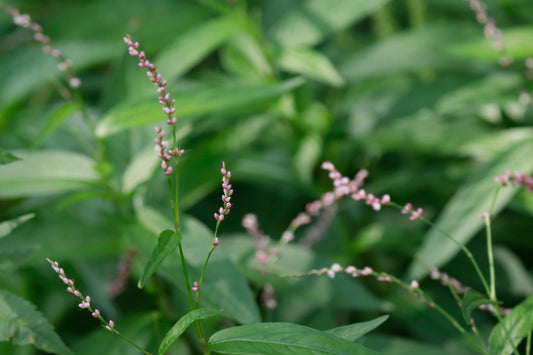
xmin=124 ymin=35 xmax=184 ymax=177
xmin=214 ymin=162 xmax=233 ymax=222
xmin=401 ymin=202 xmax=424 ymax=221
xmin=4 ymin=5 xmax=80 ymax=89
xmin=322 ymin=161 xmax=392 ymax=212
xmin=123 ymin=35 xmax=177 ymax=126
xmin=192 ymin=281 xmax=199 ymax=293
xmin=46 ymin=258 xmax=115 ymax=331
xmin=323 ymin=161 xmax=424 ymax=220
xmin=153 ymin=126 xmax=183 ymax=176
xmin=495 ymin=171 xmax=533 ymax=191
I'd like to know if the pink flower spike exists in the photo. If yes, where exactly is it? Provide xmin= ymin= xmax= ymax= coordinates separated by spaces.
xmin=213 ymin=237 xmax=219 ymax=246
xmin=92 ymin=309 xmax=100 ymax=318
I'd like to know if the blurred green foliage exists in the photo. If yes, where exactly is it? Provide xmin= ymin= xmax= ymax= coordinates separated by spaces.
xmin=1 ymin=0 xmax=533 ymax=354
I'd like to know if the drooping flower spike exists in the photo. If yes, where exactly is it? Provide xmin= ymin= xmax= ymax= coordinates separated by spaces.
xmin=124 ymin=35 xmax=185 ymax=177
xmin=46 ymin=258 xmax=115 ymax=332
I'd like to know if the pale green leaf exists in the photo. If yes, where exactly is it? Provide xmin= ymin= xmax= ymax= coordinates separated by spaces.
xmin=121 ymin=145 xmax=160 ymax=194
xmin=96 ymin=78 xmax=304 ymax=137
xmin=0 ymin=289 xmax=72 ymax=355
xmin=156 ymin=15 xmax=244 ymax=80
xmin=221 ymin=33 xmax=273 ymax=78
xmin=0 ymin=150 xmax=99 ymax=198
xmin=276 ymin=47 xmax=344 ymax=87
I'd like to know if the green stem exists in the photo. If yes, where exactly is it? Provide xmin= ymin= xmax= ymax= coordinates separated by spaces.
xmin=484 ymin=213 xmax=496 ymax=301
xmin=527 ymin=331 xmax=531 ymax=355
xmin=485 ymin=187 xmax=501 ymax=302
xmin=196 ymin=221 xmax=222 ymax=307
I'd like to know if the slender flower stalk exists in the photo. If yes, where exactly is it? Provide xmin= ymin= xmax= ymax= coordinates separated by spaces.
xmin=196 ymin=162 xmax=233 ymax=305
xmin=46 ymin=259 xmax=151 ymax=355
xmin=123 ymin=34 xmax=207 ymax=353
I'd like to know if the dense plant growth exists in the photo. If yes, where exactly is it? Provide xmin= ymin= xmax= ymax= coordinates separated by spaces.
xmin=1 ymin=0 xmax=533 ymax=354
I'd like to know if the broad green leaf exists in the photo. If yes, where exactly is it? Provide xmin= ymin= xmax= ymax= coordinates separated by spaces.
xmin=0 ymin=213 xmax=35 ymax=239
xmin=0 ymin=289 xmax=72 ymax=355
xmin=0 ymin=150 xmax=100 ymax=198
xmin=138 ymin=229 xmax=182 ymax=288
xmin=269 ymin=0 xmax=391 ymax=46
xmin=460 ymin=290 xmax=496 ymax=324
xmin=407 ymin=139 xmax=533 ymax=280
xmin=208 ymin=322 xmax=380 ymax=354
xmin=489 ymin=295 xmax=533 ymax=355
xmin=159 ymin=308 xmax=222 ymax=355
xmin=156 ymin=15 xmax=244 ymax=80
xmin=276 ymin=47 xmax=344 ymax=87
xmin=0 ymin=149 xmax=21 ymax=165
xmin=326 ymin=315 xmax=389 ymax=342
xmin=96 ymin=78 xmax=305 ymax=137
xmin=33 ymin=102 xmax=82 ymax=148
xmin=121 ymin=145 xmax=160 ymax=194
xmin=449 ymin=26 xmax=533 ymax=61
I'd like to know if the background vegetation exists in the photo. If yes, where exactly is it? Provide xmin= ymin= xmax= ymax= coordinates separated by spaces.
xmin=1 ymin=0 xmax=533 ymax=354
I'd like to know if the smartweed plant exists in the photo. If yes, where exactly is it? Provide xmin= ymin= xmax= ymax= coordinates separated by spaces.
xmin=1 ymin=1 xmax=533 ymax=355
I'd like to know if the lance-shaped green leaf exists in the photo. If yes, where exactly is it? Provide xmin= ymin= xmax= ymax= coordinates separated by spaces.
xmin=0 ymin=150 xmax=100 ymax=198
xmin=0 ymin=289 xmax=72 ymax=355
xmin=138 ymin=230 xmax=182 ymax=288
xmin=156 ymin=15 xmax=244 ymax=80
xmin=407 ymin=139 xmax=533 ymax=280
xmin=276 ymin=47 xmax=344 ymax=87
xmin=326 ymin=315 xmax=389 ymax=342
xmin=208 ymin=322 xmax=380 ymax=354
xmin=95 ymin=78 xmax=304 ymax=137
xmin=489 ymin=295 xmax=533 ymax=355
xmin=460 ymin=290 xmax=498 ymax=325
xmin=159 ymin=308 xmax=222 ymax=355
